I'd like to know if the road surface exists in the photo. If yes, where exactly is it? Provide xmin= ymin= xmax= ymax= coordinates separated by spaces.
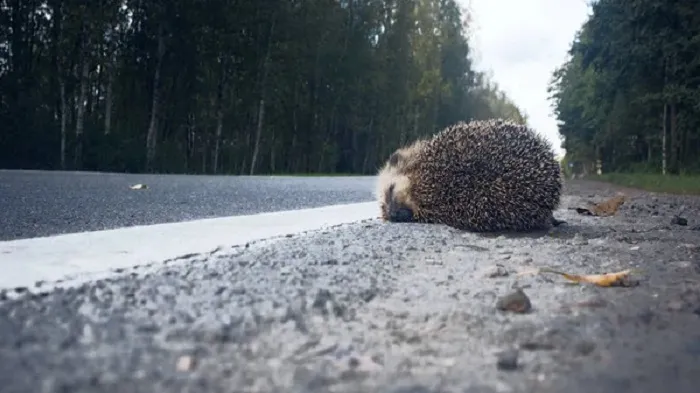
xmin=1 ymin=179 xmax=700 ymax=393
xmin=0 ymin=170 xmax=375 ymax=241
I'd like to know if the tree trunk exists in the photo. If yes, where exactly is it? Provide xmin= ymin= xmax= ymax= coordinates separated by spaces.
xmin=249 ymin=16 xmax=276 ymax=176
xmin=213 ymin=109 xmax=224 ymax=174
xmin=49 ymin=0 xmax=65 ymax=168
xmin=201 ymin=140 xmax=207 ymax=173
xmin=185 ymin=113 xmax=195 ymax=172
xmin=250 ymin=97 xmax=266 ymax=175
xmin=74 ymin=59 xmax=89 ymax=169
xmin=270 ymin=130 xmax=276 ymax=173
xmin=669 ymin=103 xmax=678 ymax=174
xmin=59 ymin=78 xmax=67 ymax=170
xmin=412 ymin=105 xmax=419 ymax=142
xmin=361 ymin=116 xmax=374 ymax=174
xmin=662 ymin=104 xmax=668 ymax=175
xmin=104 ymin=69 xmax=113 ymax=135
xmin=212 ymin=60 xmax=227 ymax=174
xmin=146 ymin=26 xmax=166 ymax=172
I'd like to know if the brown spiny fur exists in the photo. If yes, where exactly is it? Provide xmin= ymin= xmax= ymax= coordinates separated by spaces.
xmin=375 ymin=119 xmax=563 ymax=232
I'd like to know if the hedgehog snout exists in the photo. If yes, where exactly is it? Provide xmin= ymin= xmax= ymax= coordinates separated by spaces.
xmin=388 ymin=200 xmax=414 ymax=222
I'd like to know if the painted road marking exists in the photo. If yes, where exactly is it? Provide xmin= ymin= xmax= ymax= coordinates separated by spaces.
xmin=0 ymin=202 xmax=378 ymax=290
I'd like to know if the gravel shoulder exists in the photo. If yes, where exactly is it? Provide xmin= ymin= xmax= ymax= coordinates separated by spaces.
xmin=1 ymin=179 xmax=699 ymax=393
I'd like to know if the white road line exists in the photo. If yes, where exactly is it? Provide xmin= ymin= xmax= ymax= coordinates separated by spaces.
xmin=0 ymin=202 xmax=379 ymax=290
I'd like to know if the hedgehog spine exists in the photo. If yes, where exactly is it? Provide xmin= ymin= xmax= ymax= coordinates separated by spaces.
xmin=375 ymin=119 xmax=563 ymax=232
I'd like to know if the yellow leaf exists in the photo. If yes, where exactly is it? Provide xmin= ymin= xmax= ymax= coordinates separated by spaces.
xmin=538 ymin=267 xmax=638 ymax=287
xmin=574 ymin=194 xmax=626 ymax=217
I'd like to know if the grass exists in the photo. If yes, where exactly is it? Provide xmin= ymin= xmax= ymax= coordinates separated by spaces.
xmin=591 ymin=172 xmax=700 ymax=195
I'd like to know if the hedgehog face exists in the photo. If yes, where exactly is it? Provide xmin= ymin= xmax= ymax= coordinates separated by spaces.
xmin=376 ymin=146 xmax=421 ymax=223
xmin=380 ymin=174 xmax=417 ymax=222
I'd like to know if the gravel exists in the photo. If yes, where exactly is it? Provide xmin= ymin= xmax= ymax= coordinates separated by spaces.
xmin=0 ymin=179 xmax=699 ymax=393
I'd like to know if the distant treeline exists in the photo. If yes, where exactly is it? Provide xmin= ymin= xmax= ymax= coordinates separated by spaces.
xmin=549 ymin=0 xmax=700 ymax=175
xmin=0 ymin=0 xmax=527 ymax=175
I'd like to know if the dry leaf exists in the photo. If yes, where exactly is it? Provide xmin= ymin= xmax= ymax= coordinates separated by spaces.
xmin=130 ymin=183 xmax=148 ymax=190
xmin=538 ymin=267 xmax=638 ymax=287
xmin=515 ymin=268 xmax=540 ymax=277
xmin=573 ymin=194 xmax=626 ymax=217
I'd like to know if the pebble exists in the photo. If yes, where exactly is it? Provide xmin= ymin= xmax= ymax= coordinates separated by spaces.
xmin=572 ymin=234 xmax=589 ymax=246
xmin=573 ymin=341 xmax=596 ymax=356
xmin=496 ymin=349 xmax=519 ymax=371
xmin=496 ymin=289 xmax=532 ymax=313
xmin=483 ymin=265 xmax=509 ymax=278
xmin=176 ymin=355 xmax=194 ymax=371
xmin=671 ymin=216 xmax=688 ymax=226
xmin=667 ymin=300 xmax=685 ymax=312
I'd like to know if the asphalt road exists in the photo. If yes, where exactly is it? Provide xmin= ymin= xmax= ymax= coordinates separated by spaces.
xmin=0 ymin=170 xmax=376 ymax=241
xmin=1 ymin=180 xmax=700 ymax=393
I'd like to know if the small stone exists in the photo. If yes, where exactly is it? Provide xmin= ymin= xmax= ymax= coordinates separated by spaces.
xmin=483 ymin=265 xmax=509 ymax=278
xmin=572 ymin=298 xmax=609 ymax=309
xmin=573 ymin=341 xmax=596 ymax=356
xmin=667 ymin=300 xmax=685 ymax=312
xmin=520 ymin=341 xmax=555 ymax=351
xmin=176 ymin=355 xmax=194 ymax=371
xmin=572 ymin=234 xmax=589 ymax=246
xmin=496 ymin=289 xmax=532 ymax=313
xmin=496 ymin=349 xmax=519 ymax=371
xmin=638 ymin=309 xmax=655 ymax=324
xmin=671 ymin=216 xmax=688 ymax=226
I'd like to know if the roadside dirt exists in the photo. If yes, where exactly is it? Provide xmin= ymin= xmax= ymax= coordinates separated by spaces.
xmin=0 ymin=179 xmax=699 ymax=393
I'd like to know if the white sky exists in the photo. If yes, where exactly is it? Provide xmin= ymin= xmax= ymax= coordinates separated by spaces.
xmin=460 ymin=0 xmax=592 ymax=158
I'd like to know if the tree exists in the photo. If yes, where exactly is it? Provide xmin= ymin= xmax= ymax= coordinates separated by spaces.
xmin=0 ymin=0 xmax=529 ymax=175
xmin=549 ymin=0 xmax=700 ymax=175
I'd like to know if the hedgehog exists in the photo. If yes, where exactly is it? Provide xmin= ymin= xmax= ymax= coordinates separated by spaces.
xmin=375 ymin=118 xmax=564 ymax=232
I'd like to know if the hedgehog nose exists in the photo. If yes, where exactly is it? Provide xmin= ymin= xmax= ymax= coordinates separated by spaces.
xmin=389 ymin=205 xmax=414 ymax=222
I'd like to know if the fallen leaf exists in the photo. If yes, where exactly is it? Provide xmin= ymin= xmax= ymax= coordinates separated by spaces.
xmin=130 ymin=183 xmax=148 ymax=190
xmin=515 ymin=268 xmax=540 ymax=277
xmin=573 ymin=194 xmax=626 ymax=217
xmin=538 ymin=267 xmax=638 ymax=287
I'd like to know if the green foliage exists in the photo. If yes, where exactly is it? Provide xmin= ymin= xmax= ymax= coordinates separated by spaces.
xmin=549 ymin=0 xmax=700 ymax=176
xmin=596 ymin=173 xmax=700 ymax=195
xmin=0 ymin=0 xmax=527 ymax=174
